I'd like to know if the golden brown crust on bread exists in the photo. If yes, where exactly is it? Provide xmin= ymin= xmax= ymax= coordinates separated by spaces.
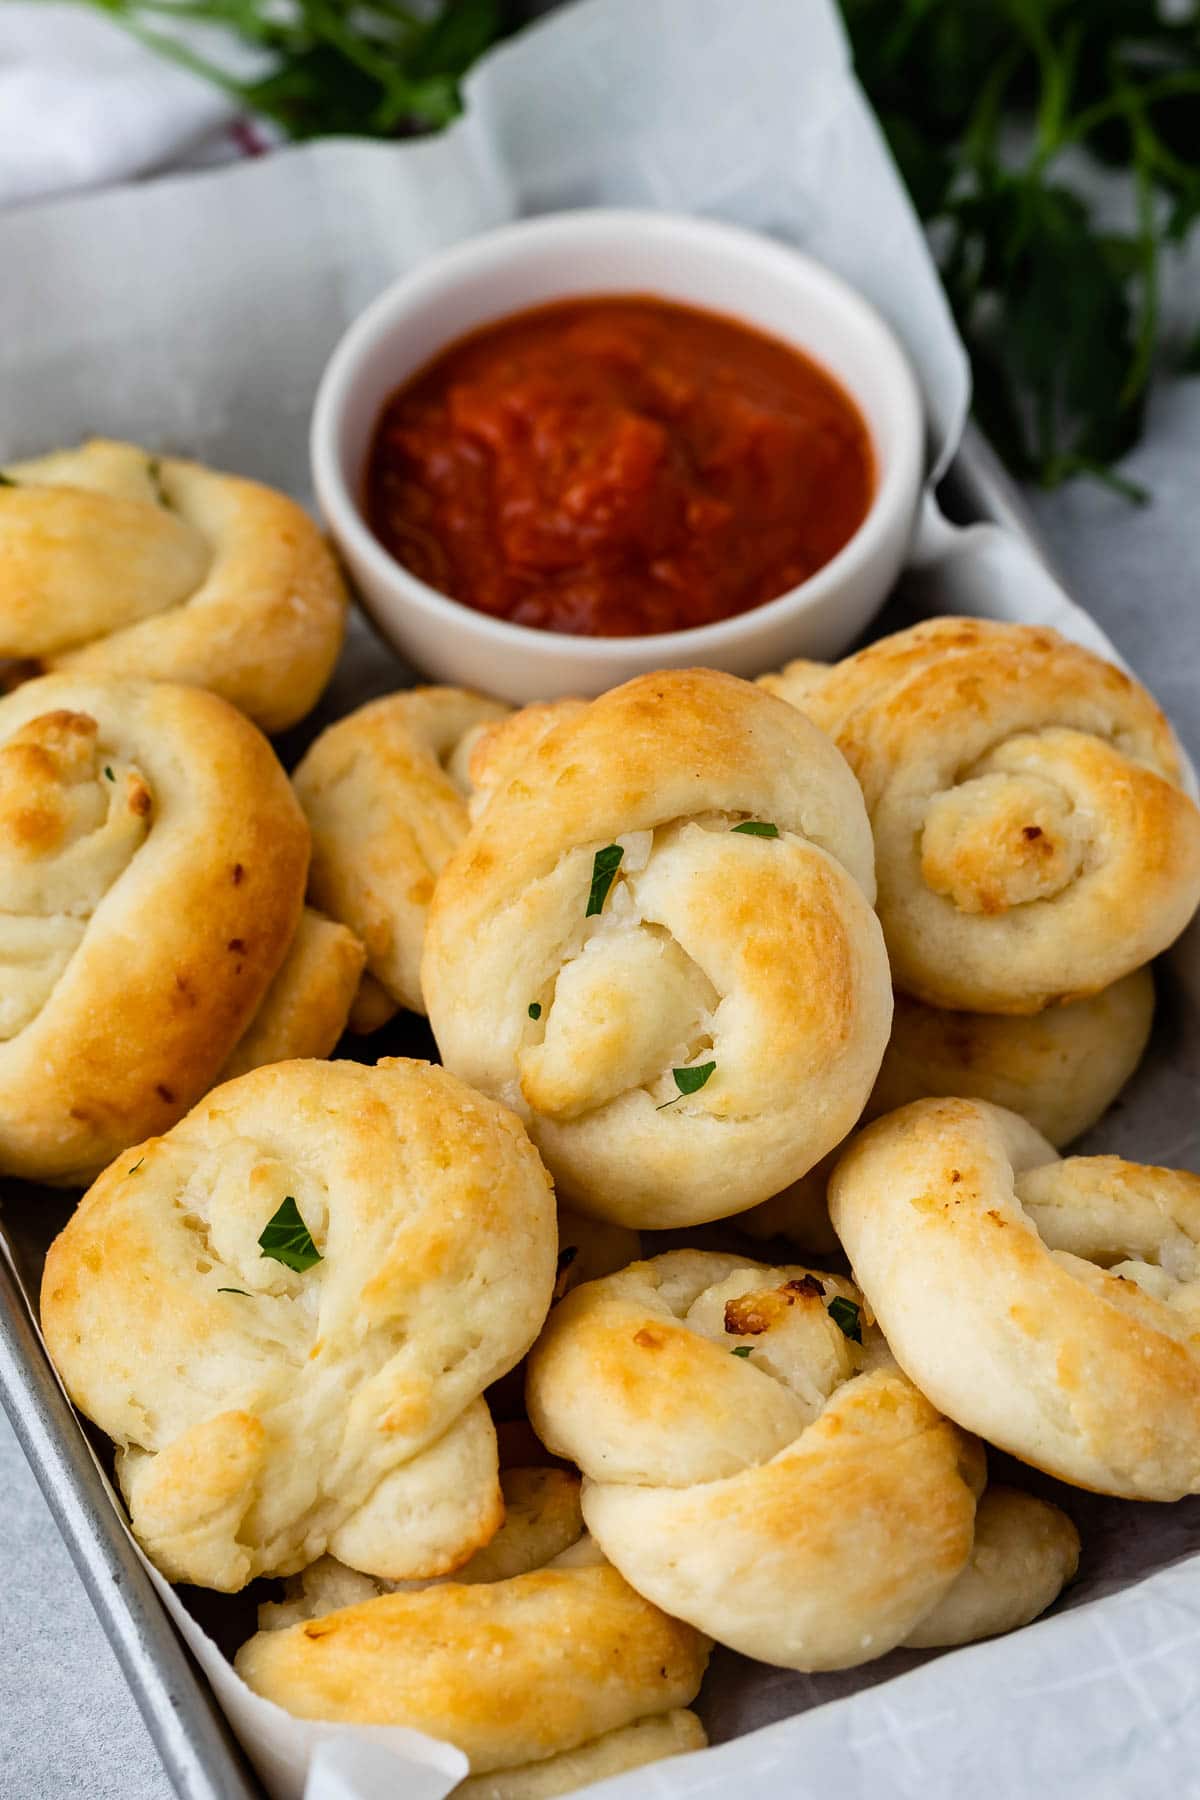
xmin=41 ymin=1058 xmax=558 ymax=1588
xmin=423 ymin=670 xmax=892 ymax=1228
xmin=465 ymin=700 xmax=588 ymax=822
xmin=235 ymin=1562 xmax=709 ymax=1769
xmin=763 ymin=619 xmax=1200 ymax=1011
xmin=294 ymin=686 xmax=508 ymax=1018
xmin=738 ymin=967 xmax=1153 ymax=1246
xmin=258 ymin=1469 xmax=586 ymax=1629
xmin=0 ymin=439 xmax=347 ymax=732
xmin=829 ymin=1097 xmax=1200 ymax=1497
xmin=0 ymin=673 xmax=308 ymax=1182
xmin=219 ymin=908 xmax=365 ymax=1081
xmin=871 ymin=972 xmax=1155 ymax=1147
xmin=527 ymin=1249 xmax=990 ymax=1669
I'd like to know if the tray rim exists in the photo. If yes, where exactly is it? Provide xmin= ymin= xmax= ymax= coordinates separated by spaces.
xmin=0 ymin=423 xmax=1048 ymax=1800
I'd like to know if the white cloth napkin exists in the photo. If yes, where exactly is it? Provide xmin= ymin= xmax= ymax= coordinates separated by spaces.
xmin=0 ymin=3 xmax=244 ymax=207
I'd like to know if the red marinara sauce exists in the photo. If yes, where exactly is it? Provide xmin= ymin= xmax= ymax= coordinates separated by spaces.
xmin=365 ymin=296 xmax=875 ymax=638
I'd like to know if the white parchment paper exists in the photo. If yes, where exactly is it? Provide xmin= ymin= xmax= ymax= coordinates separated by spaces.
xmin=2 ymin=0 xmax=1199 ymax=1795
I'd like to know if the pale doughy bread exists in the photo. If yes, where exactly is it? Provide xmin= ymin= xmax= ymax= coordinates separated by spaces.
xmin=904 ymin=1486 xmax=1080 ymax=1649
xmin=738 ymin=966 xmax=1154 ymax=1244
xmin=454 ymin=1712 xmax=706 ymax=1799
xmin=0 ymin=439 xmax=346 ymax=732
xmin=871 ymin=971 xmax=1155 ymax=1147
xmin=761 ymin=619 xmax=1200 ymax=1012
xmin=486 ymin=1211 xmax=642 ymax=1426
xmin=258 ymin=1469 xmax=587 ymax=1628
xmin=527 ymin=1249 xmax=991 ymax=1669
xmin=423 ymin=670 xmax=892 ymax=1228
xmin=235 ymin=1490 xmax=711 ymax=1771
xmin=293 ymin=687 xmax=509 ymax=1019
xmin=757 ymin=658 xmax=831 ymax=708
xmin=442 ymin=1468 xmax=585 ymax=1587
xmin=218 ymin=908 xmax=365 ymax=1081
xmin=466 ymin=700 xmax=588 ymax=822
xmin=0 ymin=674 xmax=308 ymax=1183
xmin=41 ymin=1058 xmax=557 ymax=1588
xmin=829 ymin=1097 xmax=1200 ymax=1498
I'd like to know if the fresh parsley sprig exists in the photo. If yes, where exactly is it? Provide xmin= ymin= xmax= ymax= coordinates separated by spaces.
xmin=81 ymin=0 xmax=505 ymax=139
xmin=842 ymin=0 xmax=1200 ymax=493
xmin=75 ymin=0 xmax=1199 ymax=491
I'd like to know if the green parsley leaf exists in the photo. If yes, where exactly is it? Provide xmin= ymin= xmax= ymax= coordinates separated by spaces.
xmin=730 ymin=1345 xmax=753 ymax=1359
xmin=732 ymin=821 xmax=779 ymax=838
xmin=528 ymin=1002 xmax=542 ymax=1020
xmin=0 ymin=472 xmax=15 ymax=487
xmin=217 ymin=1287 xmax=250 ymax=1296
xmin=585 ymin=844 xmax=624 ymax=917
xmin=828 ymin=1297 xmax=862 ymax=1343
xmin=258 ymin=1195 xmax=323 ymax=1273
xmin=104 ymin=766 xmax=115 ymax=782
xmin=657 ymin=1061 xmax=716 ymax=1109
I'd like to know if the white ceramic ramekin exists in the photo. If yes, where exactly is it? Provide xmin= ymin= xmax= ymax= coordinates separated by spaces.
xmin=311 ymin=209 xmax=925 ymax=702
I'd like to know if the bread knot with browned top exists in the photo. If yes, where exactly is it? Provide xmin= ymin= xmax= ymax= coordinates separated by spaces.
xmin=235 ymin=1464 xmax=711 ymax=1794
xmin=526 ymin=1248 xmax=1077 ymax=1669
xmin=0 ymin=438 xmax=347 ymax=732
xmin=422 ymin=669 xmax=893 ymax=1229
xmin=293 ymin=686 xmax=509 ymax=1026
xmin=763 ymin=618 xmax=1200 ymax=1012
xmin=41 ymin=1058 xmax=558 ymax=1591
xmin=831 ymin=1097 xmax=1200 ymax=1500
xmin=0 ymin=672 xmax=313 ymax=1182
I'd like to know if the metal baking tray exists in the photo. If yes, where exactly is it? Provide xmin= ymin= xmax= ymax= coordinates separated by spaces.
xmin=0 ymin=422 xmax=1050 ymax=1800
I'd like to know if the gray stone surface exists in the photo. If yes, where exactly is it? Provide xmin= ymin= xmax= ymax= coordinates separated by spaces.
xmin=1 ymin=1406 xmax=171 ymax=1797
xmin=2 ymin=375 xmax=1197 ymax=1800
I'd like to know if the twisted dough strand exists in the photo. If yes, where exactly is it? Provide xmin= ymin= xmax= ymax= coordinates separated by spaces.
xmin=527 ymin=1250 xmax=1076 ymax=1669
xmin=294 ymin=686 xmax=508 ymax=1020
xmin=235 ymin=1465 xmax=711 ymax=1777
xmin=41 ymin=1059 xmax=558 ymax=1588
xmin=423 ymin=670 xmax=892 ymax=1228
xmin=0 ymin=439 xmax=347 ymax=732
xmin=764 ymin=619 xmax=1200 ymax=1012
xmin=830 ymin=1097 xmax=1200 ymax=1498
xmin=0 ymin=674 xmax=309 ymax=1183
